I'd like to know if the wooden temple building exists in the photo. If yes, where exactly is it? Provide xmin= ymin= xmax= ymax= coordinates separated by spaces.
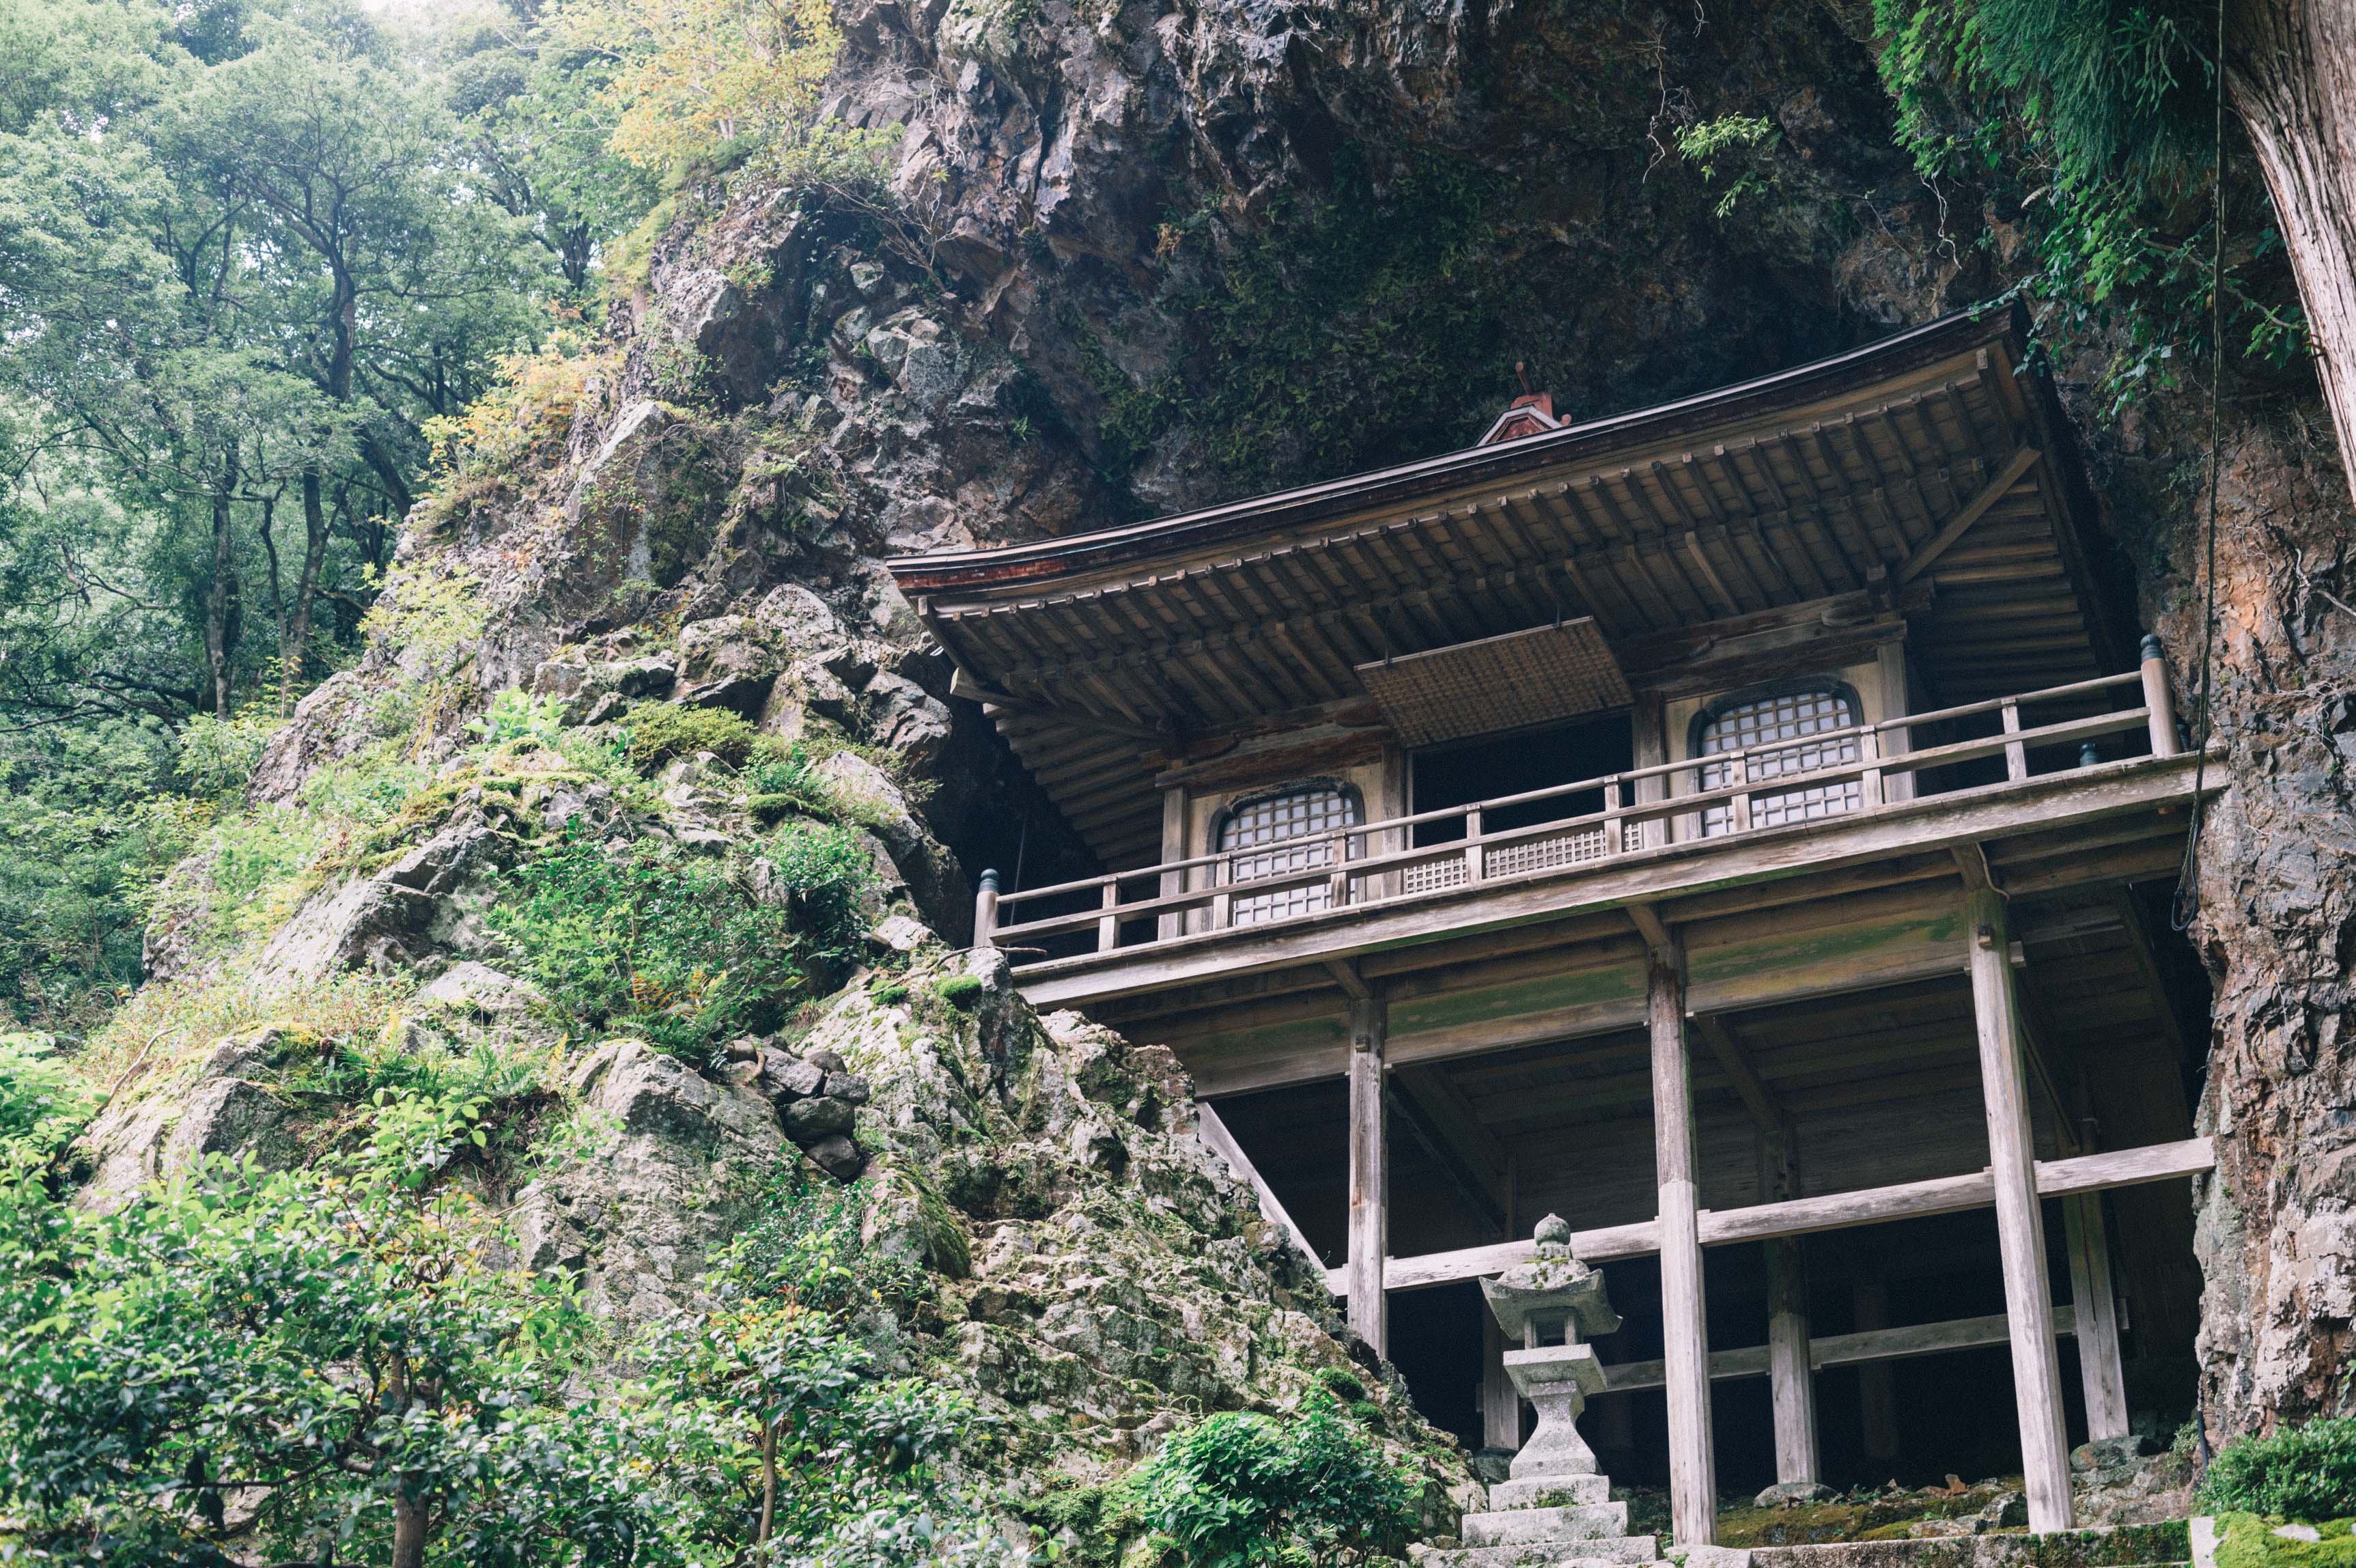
xmin=886 ymin=307 xmax=2217 ymax=1541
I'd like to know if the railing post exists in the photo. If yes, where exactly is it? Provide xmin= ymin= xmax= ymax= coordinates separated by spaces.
xmin=1859 ymin=728 xmax=1883 ymax=807
xmin=974 ymin=869 xmax=1000 ymax=951
xmin=1729 ymin=751 xmax=1754 ymax=833
xmin=1463 ymin=807 xmax=1485 ymax=883
xmin=2001 ymin=699 xmax=2027 ymax=781
xmin=1097 ymin=879 xmax=1120 ymax=952
xmin=1603 ymin=780 xmax=1624 ymax=856
xmin=1211 ymin=857 xmax=1233 ymax=929
xmin=2141 ymin=633 xmax=2181 ymax=757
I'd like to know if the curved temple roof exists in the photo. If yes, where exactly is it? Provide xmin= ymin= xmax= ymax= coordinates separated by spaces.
xmin=889 ymin=305 xmax=2124 ymax=867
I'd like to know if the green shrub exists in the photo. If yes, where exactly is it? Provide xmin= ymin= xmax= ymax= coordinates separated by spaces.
xmin=1123 ymin=1399 xmax=1417 ymax=1568
xmin=466 ymin=687 xmax=567 ymax=749
xmin=2206 ymin=1418 xmax=2356 ymax=1522
xmin=622 ymin=703 xmax=756 ymax=771
xmin=746 ymin=736 xmax=839 ymax=822
xmin=486 ymin=824 xmax=869 ymax=1064
xmin=0 ymin=1033 xmax=95 ymax=1162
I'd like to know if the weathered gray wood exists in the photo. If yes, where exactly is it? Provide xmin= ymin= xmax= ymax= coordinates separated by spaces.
xmin=1897 ymin=446 xmax=2043 ymax=585
xmin=1194 ymin=1100 xmax=1326 ymax=1276
xmin=1816 ymin=1304 xmax=2079 ymax=1369
xmin=1650 ymin=933 xmax=1717 ymax=1548
xmin=1330 ymin=1138 xmax=2215 ymax=1293
xmin=2065 ymin=1193 xmax=2131 ymax=1440
xmin=1013 ymin=752 xmax=2210 ymax=1008
xmin=1597 ymin=1305 xmax=2080 ymax=1392
xmin=2038 ymin=1136 xmax=2216 ymax=1195
xmin=1853 ymin=1274 xmax=1900 ymax=1461
xmin=1969 ymin=886 xmax=2074 ymax=1533
xmin=1159 ymin=788 xmax=1187 ymax=942
xmin=2141 ymin=634 xmax=2180 ymax=757
xmin=1347 ymin=995 xmax=1388 ymax=1354
xmin=974 ymin=870 xmax=1000 ymax=950
xmin=1767 ymin=1238 xmax=1820 ymax=1485
xmin=1394 ymin=1064 xmax=1513 ymax=1233
xmin=1483 ymin=1309 xmax=1523 ymax=1448
xmin=1700 ymin=1016 xmax=1786 ymax=1135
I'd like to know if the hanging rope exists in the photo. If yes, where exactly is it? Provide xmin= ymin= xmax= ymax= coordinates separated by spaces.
xmin=2172 ymin=0 xmax=2229 ymax=933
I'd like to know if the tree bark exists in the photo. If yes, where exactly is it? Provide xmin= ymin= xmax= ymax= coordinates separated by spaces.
xmin=757 ymin=1418 xmax=779 ymax=1545
xmin=2228 ymin=0 xmax=2356 ymax=503
xmin=204 ymin=447 xmax=242 ymax=719
xmin=282 ymin=467 xmax=330 ymax=711
xmin=389 ymin=1489 xmax=430 ymax=1568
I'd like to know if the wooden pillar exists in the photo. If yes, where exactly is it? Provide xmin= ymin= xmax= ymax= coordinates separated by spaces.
xmin=1648 ymin=932 xmax=1717 ymax=1547
xmin=2065 ymin=1193 xmax=2131 ymax=1440
xmin=1159 ymin=787 xmax=1187 ymax=940
xmin=2140 ymin=634 xmax=2180 ymax=757
xmin=1347 ymin=993 xmax=1388 ymax=1355
xmin=1877 ymin=641 xmax=1915 ymax=804
xmin=1633 ymin=692 xmax=1667 ymax=849
xmin=1767 ymin=1237 xmax=1821 ymax=1486
xmin=973 ymin=869 xmax=1000 ymax=950
xmin=1482 ymin=1308 xmax=1522 ymax=1448
xmin=1967 ymin=886 xmax=2075 ymax=1532
xmin=1852 ymin=1273 xmax=1901 ymax=1461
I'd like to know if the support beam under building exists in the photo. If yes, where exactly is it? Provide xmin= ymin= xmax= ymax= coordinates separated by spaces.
xmin=1644 ymin=918 xmax=1717 ymax=1548
xmin=1347 ymin=991 xmax=1388 ymax=1354
xmin=1767 ymin=1237 xmax=1821 ymax=1487
xmin=1967 ymin=884 xmax=2075 ymax=1533
xmin=2065 ymin=1192 xmax=2131 ymax=1440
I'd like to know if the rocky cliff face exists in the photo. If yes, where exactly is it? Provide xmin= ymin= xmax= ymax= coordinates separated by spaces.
xmin=142 ymin=0 xmax=2356 ymax=1457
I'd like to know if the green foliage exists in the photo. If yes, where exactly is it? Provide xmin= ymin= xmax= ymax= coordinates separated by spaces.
xmin=747 ymin=734 xmax=841 ymax=821
xmin=1121 ymin=1399 xmax=1418 ymax=1568
xmin=0 ymin=720 xmax=201 ymax=1032
xmin=175 ymin=710 xmax=283 ymax=796
xmin=0 ymin=1031 xmax=96 ymax=1162
xmin=468 ymin=686 xmax=570 ymax=749
xmin=1874 ymin=0 xmax=2305 ymax=406
xmin=1676 ymin=115 xmax=1780 ymax=218
xmin=2213 ymin=1515 xmax=2356 ymax=1568
xmin=628 ymin=1165 xmax=1013 ymax=1568
xmin=933 ymin=974 xmax=982 ymax=1010
xmin=486 ymin=824 xmax=869 ymax=1063
xmin=623 ymin=700 xmax=758 ymax=770
xmin=2204 ymin=1418 xmax=2356 ymax=1522
xmin=0 ymin=1091 xmax=617 ymax=1563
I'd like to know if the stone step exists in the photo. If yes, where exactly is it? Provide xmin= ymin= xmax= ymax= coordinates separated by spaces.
xmin=1489 ymin=1475 xmax=1612 ymax=1511
xmin=1414 ymin=1533 xmax=1662 ymax=1568
xmin=1461 ymin=1503 xmax=1631 ymax=1547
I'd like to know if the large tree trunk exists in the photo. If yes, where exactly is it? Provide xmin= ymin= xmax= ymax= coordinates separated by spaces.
xmin=389 ymin=1489 xmax=430 ymax=1568
xmin=2172 ymin=410 xmax=2356 ymax=1439
xmin=281 ymin=467 xmax=330 ymax=711
xmin=2228 ymin=0 xmax=2356 ymax=503
xmin=204 ymin=448 xmax=241 ymax=719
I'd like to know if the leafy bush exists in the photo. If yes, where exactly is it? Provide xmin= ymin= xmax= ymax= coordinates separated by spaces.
xmin=487 ymin=824 xmax=868 ymax=1063
xmin=1124 ymin=1399 xmax=1418 ymax=1568
xmin=747 ymin=735 xmax=841 ymax=821
xmin=2204 ymin=1417 xmax=2356 ymax=1522
xmin=175 ymin=711 xmax=284 ymax=796
xmin=623 ymin=701 xmax=757 ymax=770
xmin=0 ymin=1091 xmax=616 ymax=1563
xmin=0 ymin=1033 xmax=95 ymax=1162
xmin=630 ymin=1166 xmax=1007 ymax=1567
xmin=466 ymin=686 xmax=568 ymax=748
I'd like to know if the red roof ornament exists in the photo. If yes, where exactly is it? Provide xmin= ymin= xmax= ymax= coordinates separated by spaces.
xmin=1478 ymin=389 xmax=1562 ymax=446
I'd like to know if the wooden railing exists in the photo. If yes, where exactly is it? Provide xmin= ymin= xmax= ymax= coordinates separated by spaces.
xmin=976 ymin=647 xmax=2183 ymax=958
